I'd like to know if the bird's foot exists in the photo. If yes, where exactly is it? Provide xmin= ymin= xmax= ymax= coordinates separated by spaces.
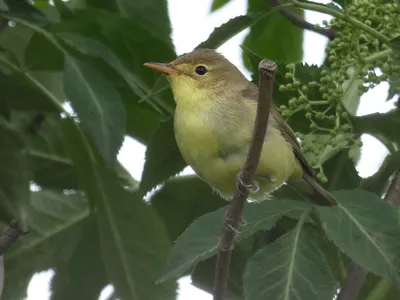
xmin=236 ymin=173 xmax=260 ymax=195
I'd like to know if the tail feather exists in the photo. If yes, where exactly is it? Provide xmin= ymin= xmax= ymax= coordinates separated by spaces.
xmin=287 ymin=173 xmax=337 ymax=206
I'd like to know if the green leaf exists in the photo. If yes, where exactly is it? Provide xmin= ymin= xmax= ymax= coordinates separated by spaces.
xmin=243 ymin=0 xmax=303 ymax=66
xmin=151 ymin=175 xmax=226 ymax=242
xmin=7 ymin=190 xmax=89 ymax=260
xmin=244 ymin=211 xmax=336 ymax=300
xmin=64 ymin=57 xmax=126 ymax=166
xmin=0 ymin=117 xmax=29 ymax=223
xmin=323 ymin=149 xmax=361 ymax=191
xmin=85 ymin=0 xmax=172 ymax=47
xmin=160 ymin=199 xmax=311 ymax=281
xmin=318 ymin=189 xmax=400 ymax=285
xmin=53 ymin=0 xmax=74 ymax=20
xmin=3 ymin=0 xmax=48 ymax=26
xmin=57 ymin=33 xmax=152 ymax=107
xmin=139 ymin=119 xmax=186 ymax=197
xmin=62 ymin=119 xmax=175 ymax=299
xmin=25 ymin=32 xmax=64 ymax=71
xmin=389 ymin=36 xmax=400 ymax=53
xmin=2 ymin=189 xmax=89 ymax=299
xmin=50 ymin=217 xmax=107 ymax=300
xmin=211 ymin=0 xmax=231 ymax=12
xmin=94 ymin=167 xmax=176 ymax=300
xmin=388 ymin=58 xmax=400 ymax=100
xmin=351 ymin=108 xmax=400 ymax=148
xmin=196 ymin=13 xmax=266 ymax=49
xmin=0 ymin=20 xmax=33 ymax=63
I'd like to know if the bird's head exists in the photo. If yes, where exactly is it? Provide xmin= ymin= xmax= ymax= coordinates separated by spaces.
xmin=144 ymin=48 xmax=247 ymax=107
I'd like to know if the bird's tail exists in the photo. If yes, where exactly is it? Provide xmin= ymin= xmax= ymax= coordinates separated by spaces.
xmin=287 ymin=173 xmax=337 ymax=206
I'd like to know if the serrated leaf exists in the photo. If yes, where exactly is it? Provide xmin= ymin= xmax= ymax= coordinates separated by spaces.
xmin=2 ymin=189 xmax=89 ymax=299
xmin=243 ymin=0 xmax=303 ymax=66
xmin=139 ymin=119 xmax=186 ymax=197
xmin=7 ymin=190 xmax=89 ymax=260
xmin=56 ymin=33 xmax=151 ymax=104
xmin=351 ymin=108 xmax=400 ymax=148
xmin=0 ymin=117 xmax=29 ymax=223
xmin=50 ymin=217 xmax=107 ymax=300
xmin=244 ymin=211 xmax=336 ymax=300
xmin=64 ymin=57 xmax=126 ymax=166
xmin=151 ymin=175 xmax=226 ymax=241
xmin=196 ymin=13 xmax=266 ymax=49
xmin=94 ymin=167 xmax=176 ymax=300
xmin=211 ymin=0 xmax=230 ymax=12
xmin=318 ymin=189 xmax=400 ymax=285
xmin=160 ymin=199 xmax=311 ymax=281
xmin=62 ymin=119 xmax=175 ymax=299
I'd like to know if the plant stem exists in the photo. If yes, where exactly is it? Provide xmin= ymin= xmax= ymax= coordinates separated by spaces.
xmin=291 ymin=0 xmax=389 ymax=43
xmin=364 ymin=49 xmax=393 ymax=63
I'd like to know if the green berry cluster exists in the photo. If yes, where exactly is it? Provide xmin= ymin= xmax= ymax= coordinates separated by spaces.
xmin=326 ymin=0 xmax=400 ymax=90
xmin=278 ymin=0 xmax=399 ymax=182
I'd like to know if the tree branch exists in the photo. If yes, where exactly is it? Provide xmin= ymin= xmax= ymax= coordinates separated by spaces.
xmin=336 ymin=169 xmax=400 ymax=300
xmin=269 ymin=0 xmax=337 ymax=40
xmin=0 ymin=219 xmax=26 ymax=255
xmin=212 ymin=60 xmax=277 ymax=300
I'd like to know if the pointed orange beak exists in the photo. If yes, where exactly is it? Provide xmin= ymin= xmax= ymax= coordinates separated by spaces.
xmin=143 ymin=62 xmax=180 ymax=75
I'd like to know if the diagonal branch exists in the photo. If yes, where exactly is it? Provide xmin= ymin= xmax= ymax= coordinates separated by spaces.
xmin=212 ymin=60 xmax=277 ymax=300
xmin=336 ymin=169 xmax=400 ymax=300
xmin=269 ymin=0 xmax=337 ymax=40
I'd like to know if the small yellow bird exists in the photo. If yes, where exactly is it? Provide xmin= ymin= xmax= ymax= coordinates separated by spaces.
xmin=144 ymin=49 xmax=337 ymax=206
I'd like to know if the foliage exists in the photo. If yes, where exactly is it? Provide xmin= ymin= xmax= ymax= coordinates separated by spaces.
xmin=0 ymin=0 xmax=399 ymax=299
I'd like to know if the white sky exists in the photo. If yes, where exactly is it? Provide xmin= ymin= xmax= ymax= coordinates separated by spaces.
xmin=24 ymin=0 xmax=396 ymax=299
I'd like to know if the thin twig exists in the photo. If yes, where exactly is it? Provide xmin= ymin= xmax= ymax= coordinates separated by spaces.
xmin=0 ymin=219 xmax=27 ymax=255
xmin=336 ymin=169 xmax=400 ymax=300
xmin=212 ymin=60 xmax=277 ymax=300
xmin=269 ymin=0 xmax=337 ymax=40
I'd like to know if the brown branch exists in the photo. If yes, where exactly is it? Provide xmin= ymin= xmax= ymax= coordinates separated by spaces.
xmin=269 ymin=0 xmax=337 ymax=40
xmin=212 ymin=60 xmax=277 ymax=300
xmin=0 ymin=219 xmax=27 ymax=255
xmin=336 ymin=169 xmax=400 ymax=300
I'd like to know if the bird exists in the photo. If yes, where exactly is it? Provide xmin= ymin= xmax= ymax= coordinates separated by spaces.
xmin=144 ymin=48 xmax=337 ymax=206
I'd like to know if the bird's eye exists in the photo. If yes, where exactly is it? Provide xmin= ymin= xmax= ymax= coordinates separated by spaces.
xmin=195 ymin=65 xmax=207 ymax=75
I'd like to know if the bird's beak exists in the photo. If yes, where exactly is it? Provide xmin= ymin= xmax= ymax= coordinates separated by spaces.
xmin=143 ymin=62 xmax=180 ymax=75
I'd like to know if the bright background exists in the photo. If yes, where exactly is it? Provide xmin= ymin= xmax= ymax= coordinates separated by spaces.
xmin=24 ymin=0 xmax=395 ymax=299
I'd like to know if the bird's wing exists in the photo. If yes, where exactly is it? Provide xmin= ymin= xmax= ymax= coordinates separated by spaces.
xmin=241 ymin=83 xmax=316 ymax=178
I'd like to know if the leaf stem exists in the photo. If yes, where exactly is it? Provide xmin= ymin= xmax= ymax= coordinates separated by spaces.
xmin=212 ymin=60 xmax=277 ymax=300
xmin=291 ymin=0 xmax=389 ymax=43
xmin=364 ymin=49 xmax=393 ymax=63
